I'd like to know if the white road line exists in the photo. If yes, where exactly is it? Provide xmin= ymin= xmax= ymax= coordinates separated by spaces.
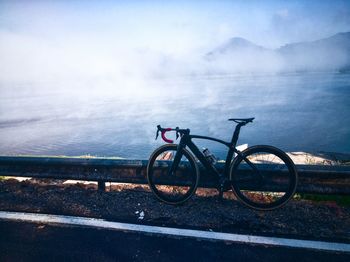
xmin=0 ymin=211 xmax=349 ymax=253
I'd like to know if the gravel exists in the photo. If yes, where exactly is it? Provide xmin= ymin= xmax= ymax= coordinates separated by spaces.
xmin=1 ymin=179 xmax=349 ymax=242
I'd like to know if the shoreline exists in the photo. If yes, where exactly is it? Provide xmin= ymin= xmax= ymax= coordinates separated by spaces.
xmin=287 ymin=151 xmax=350 ymax=165
xmin=1 ymin=151 xmax=349 ymax=165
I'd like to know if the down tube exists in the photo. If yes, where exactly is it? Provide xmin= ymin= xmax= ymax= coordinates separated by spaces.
xmin=186 ymin=140 xmax=220 ymax=175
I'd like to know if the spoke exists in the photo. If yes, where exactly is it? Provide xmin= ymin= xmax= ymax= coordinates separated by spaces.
xmin=270 ymin=155 xmax=277 ymax=164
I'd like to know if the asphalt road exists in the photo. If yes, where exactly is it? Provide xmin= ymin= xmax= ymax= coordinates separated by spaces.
xmin=1 ymin=219 xmax=349 ymax=262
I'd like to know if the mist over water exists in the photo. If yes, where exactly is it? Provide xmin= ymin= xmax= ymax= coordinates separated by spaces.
xmin=1 ymin=73 xmax=349 ymax=159
xmin=0 ymin=1 xmax=350 ymax=158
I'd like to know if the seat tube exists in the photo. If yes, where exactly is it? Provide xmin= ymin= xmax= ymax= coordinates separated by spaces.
xmin=231 ymin=124 xmax=242 ymax=148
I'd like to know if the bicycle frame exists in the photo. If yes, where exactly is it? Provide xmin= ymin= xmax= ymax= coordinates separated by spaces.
xmin=150 ymin=118 xmax=298 ymax=209
xmin=173 ymin=123 xmax=247 ymax=179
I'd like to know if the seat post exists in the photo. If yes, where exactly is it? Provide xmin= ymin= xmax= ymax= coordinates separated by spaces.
xmin=231 ymin=123 xmax=243 ymax=148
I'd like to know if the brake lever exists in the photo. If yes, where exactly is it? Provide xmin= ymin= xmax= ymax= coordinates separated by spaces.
xmin=155 ymin=125 xmax=161 ymax=140
xmin=175 ymin=127 xmax=179 ymax=140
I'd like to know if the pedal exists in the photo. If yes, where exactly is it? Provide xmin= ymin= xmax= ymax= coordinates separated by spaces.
xmin=217 ymin=183 xmax=225 ymax=200
xmin=217 ymin=176 xmax=227 ymax=200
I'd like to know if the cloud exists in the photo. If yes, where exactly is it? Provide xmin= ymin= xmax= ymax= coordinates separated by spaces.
xmin=275 ymin=9 xmax=289 ymax=18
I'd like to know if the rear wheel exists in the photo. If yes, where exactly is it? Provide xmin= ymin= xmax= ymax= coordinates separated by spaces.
xmin=230 ymin=145 xmax=297 ymax=210
xmin=147 ymin=144 xmax=199 ymax=205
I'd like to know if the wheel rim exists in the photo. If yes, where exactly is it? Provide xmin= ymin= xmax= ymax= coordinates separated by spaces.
xmin=232 ymin=148 xmax=296 ymax=209
xmin=148 ymin=146 xmax=198 ymax=203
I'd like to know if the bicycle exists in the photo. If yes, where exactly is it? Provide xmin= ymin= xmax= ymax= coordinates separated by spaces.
xmin=147 ymin=118 xmax=298 ymax=211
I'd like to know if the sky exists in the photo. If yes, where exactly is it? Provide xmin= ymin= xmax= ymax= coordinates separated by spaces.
xmin=0 ymin=0 xmax=350 ymax=82
xmin=0 ymin=0 xmax=349 ymax=156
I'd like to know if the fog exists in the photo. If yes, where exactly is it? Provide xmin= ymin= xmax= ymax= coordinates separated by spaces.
xmin=0 ymin=1 xmax=349 ymax=157
xmin=1 ymin=1 xmax=350 ymax=86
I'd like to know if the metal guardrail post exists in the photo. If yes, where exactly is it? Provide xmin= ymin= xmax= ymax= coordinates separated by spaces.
xmin=98 ymin=181 xmax=106 ymax=192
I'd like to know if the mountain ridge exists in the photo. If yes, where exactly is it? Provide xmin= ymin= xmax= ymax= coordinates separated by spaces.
xmin=207 ymin=32 xmax=350 ymax=72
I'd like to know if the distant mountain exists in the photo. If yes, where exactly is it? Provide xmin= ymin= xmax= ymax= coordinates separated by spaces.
xmin=205 ymin=37 xmax=280 ymax=73
xmin=278 ymin=32 xmax=350 ymax=54
xmin=206 ymin=32 xmax=350 ymax=73
xmin=207 ymin=37 xmax=268 ymax=57
xmin=277 ymin=32 xmax=350 ymax=71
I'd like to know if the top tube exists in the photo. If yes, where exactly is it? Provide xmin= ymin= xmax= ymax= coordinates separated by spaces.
xmin=190 ymin=135 xmax=231 ymax=148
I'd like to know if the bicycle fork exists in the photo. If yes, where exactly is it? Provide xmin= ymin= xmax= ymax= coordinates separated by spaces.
xmin=167 ymin=141 xmax=186 ymax=175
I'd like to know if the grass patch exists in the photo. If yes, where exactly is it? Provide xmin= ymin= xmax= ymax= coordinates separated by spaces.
xmin=295 ymin=193 xmax=350 ymax=207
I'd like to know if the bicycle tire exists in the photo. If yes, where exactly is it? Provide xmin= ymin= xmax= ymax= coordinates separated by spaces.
xmin=147 ymin=144 xmax=200 ymax=205
xmin=230 ymin=145 xmax=298 ymax=211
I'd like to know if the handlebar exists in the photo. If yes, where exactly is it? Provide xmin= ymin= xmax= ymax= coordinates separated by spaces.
xmin=161 ymin=127 xmax=173 ymax=143
xmin=155 ymin=125 xmax=189 ymax=143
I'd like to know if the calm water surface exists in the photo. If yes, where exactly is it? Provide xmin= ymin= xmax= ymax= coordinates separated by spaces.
xmin=0 ymin=73 xmax=349 ymax=159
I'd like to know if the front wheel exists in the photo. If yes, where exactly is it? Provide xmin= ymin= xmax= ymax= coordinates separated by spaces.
xmin=230 ymin=145 xmax=298 ymax=211
xmin=147 ymin=144 xmax=200 ymax=205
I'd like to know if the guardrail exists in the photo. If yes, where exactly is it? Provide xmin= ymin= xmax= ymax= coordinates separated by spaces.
xmin=0 ymin=156 xmax=349 ymax=194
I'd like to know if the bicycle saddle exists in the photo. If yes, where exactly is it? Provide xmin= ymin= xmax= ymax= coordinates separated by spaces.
xmin=228 ymin=117 xmax=255 ymax=124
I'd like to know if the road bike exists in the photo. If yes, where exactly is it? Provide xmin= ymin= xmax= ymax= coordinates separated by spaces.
xmin=147 ymin=118 xmax=298 ymax=210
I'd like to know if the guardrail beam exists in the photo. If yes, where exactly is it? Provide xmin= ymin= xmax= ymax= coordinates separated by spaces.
xmin=0 ymin=156 xmax=349 ymax=194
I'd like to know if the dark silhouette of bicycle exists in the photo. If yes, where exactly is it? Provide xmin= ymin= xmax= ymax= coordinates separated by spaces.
xmin=147 ymin=118 xmax=298 ymax=210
